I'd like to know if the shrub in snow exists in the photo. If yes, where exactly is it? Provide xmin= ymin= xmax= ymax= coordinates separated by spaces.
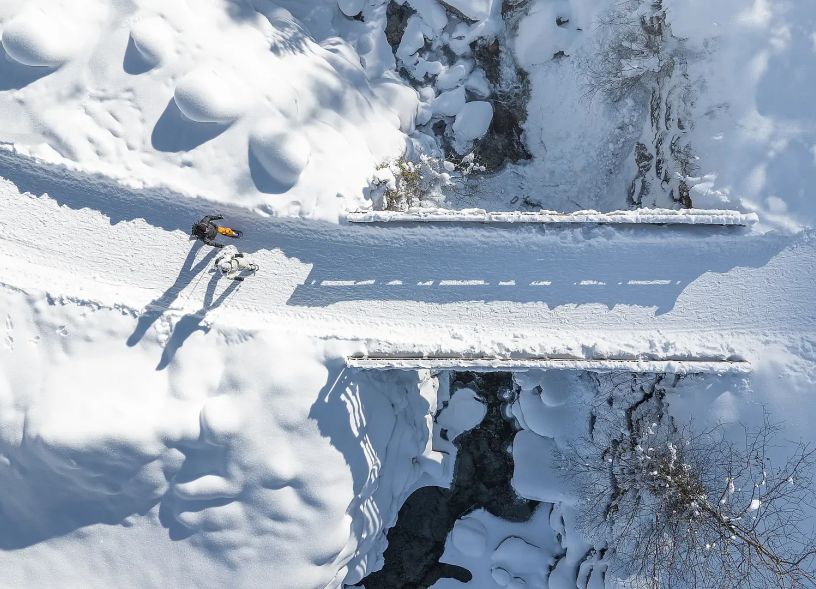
xmin=368 ymin=152 xmax=485 ymax=211
xmin=562 ymin=375 xmax=816 ymax=589
xmin=586 ymin=0 xmax=679 ymax=103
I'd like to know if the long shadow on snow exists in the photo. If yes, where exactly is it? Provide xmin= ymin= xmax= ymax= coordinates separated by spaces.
xmin=127 ymin=241 xmax=215 ymax=347
xmin=0 ymin=151 xmax=791 ymax=314
xmin=126 ymin=241 xmax=239 ymax=370
xmin=155 ymin=272 xmax=241 ymax=370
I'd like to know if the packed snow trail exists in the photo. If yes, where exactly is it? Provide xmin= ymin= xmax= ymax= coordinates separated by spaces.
xmin=0 ymin=150 xmax=814 ymax=362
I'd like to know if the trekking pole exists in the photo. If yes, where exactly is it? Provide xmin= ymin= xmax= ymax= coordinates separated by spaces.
xmin=180 ymin=267 xmax=209 ymax=310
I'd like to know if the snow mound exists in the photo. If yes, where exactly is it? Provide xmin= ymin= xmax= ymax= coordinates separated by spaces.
xmin=173 ymin=68 xmax=247 ymax=123
xmin=129 ymin=16 xmax=174 ymax=68
xmin=442 ymin=0 xmax=495 ymax=21
xmin=1 ymin=8 xmax=82 ymax=67
xmin=0 ymin=283 xmax=439 ymax=587
xmin=249 ymin=121 xmax=311 ymax=191
xmin=450 ymin=515 xmax=488 ymax=556
xmin=452 ymin=101 xmax=493 ymax=150
xmin=337 ymin=0 xmax=364 ymax=18
xmin=436 ymin=386 xmax=486 ymax=444
xmin=432 ymin=87 xmax=466 ymax=117
xmin=0 ymin=0 xmax=411 ymax=220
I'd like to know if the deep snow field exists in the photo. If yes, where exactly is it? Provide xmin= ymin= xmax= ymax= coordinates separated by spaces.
xmin=1 ymin=0 xmax=816 ymax=588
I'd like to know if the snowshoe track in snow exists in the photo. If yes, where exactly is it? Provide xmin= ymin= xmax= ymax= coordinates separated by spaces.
xmin=0 ymin=148 xmax=814 ymax=362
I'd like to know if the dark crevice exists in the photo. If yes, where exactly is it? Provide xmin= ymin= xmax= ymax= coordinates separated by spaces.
xmin=359 ymin=372 xmax=539 ymax=589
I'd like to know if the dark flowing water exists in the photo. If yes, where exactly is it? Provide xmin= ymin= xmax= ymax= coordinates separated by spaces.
xmin=360 ymin=372 xmax=539 ymax=589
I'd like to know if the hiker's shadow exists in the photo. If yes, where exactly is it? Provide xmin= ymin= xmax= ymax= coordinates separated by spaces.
xmin=127 ymin=241 xmax=216 ymax=347
xmin=155 ymin=272 xmax=241 ymax=370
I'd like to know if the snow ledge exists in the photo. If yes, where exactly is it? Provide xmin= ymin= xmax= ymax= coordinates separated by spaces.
xmin=347 ymin=208 xmax=759 ymax=226
xmin=346 ymin=356 xmax=751 ymax=374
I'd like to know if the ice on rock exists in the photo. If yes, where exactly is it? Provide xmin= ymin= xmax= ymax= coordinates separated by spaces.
xmin=432 ymin=87 xmax=467 ymax=117
xmin=452 ymin=101 xmax=493 ymax=150
xmin=129 ymin=16 xmax=174 ymax=68
xmin=337 ymin=0 xmax=364 ymax=17
xmin=249 ymin=120 xmax=311 ymax=190
xmin=174 ymin=68 xmax=248 ymax=124
xmin=1 ymin=9 xmax=82 ymax=67
xmin=450 ymin=515 xmax=488 ymax=556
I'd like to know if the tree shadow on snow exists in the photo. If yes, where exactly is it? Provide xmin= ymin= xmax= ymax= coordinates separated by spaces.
xmin=308 ymin=363 xmax=382 ymax=497
xmin=151 ymin=98 xmax=231 ymax=153
xmin=0 ymin=439 xmax=164 ymax=550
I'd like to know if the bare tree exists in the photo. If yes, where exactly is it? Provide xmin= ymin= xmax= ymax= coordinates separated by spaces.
xmin=585 ymin=0 xmax=697 ymax=208
xmin=563 ymin=375 xmax=816 ymax=588
xmin=585 ymin=0 xmax=677 ymax=104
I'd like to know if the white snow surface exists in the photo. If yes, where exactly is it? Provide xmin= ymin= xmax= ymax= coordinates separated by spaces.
xmin=0 ymin=148 xmax=815 ymax=586
xmin=0 ymin=0 xmax=414 ymax=221
xmin=1 ymin=0 xmax=816 ymax=587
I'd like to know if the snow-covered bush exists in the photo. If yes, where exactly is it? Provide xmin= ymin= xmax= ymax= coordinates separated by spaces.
xmin=587 ymin=1 xmax=677 ymax=103
xmin=368 ymin=152 xmax=485 ymax=211
xmin=563 ymin=375 xmax=816 ymax=589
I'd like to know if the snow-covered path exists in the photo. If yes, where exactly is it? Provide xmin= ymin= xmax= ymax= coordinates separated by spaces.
xmin=1 ymin=150 xmax=814 ymax=361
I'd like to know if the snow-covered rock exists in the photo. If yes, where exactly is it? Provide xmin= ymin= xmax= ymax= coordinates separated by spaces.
xmin=451 ymin=516 xmax=488 ymax=556
xmin=436 ymin=61 xmax=472 ymax=91
xmin=432 ymin=86 xmax=467 ymax=117
xmin=337 ymin=0 xmax=364 ymax=18
xmin=397 ymin=15 xmax=426 ymax=60
xmin=452 ymin=100 xmax=493 ymax=149
xmin=441 ymin=0 xmax=496 ymax=22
